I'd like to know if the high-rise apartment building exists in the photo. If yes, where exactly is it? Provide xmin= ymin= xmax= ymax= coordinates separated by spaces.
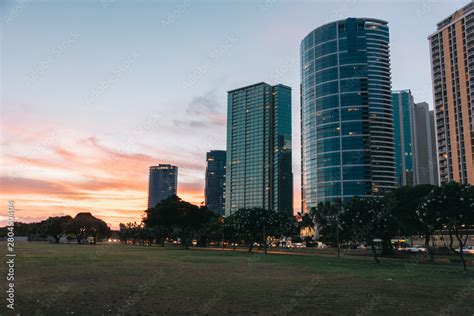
xmin=148 ymin=164 xmax=178 ymax=209
xmin=225 ymin=82 xmax=293 ymax=216
xmin=205 ymin=150 xmax=226 ymax=216
xmin=413 ymin=102 xmax=439 ymax=185
xmin=392 ymin=90 xmax=416 ymax=187
xmin=429 ymin=2 xmax=474 ymax=184
xmin=300 ymin=18 xmax=396 ymax=212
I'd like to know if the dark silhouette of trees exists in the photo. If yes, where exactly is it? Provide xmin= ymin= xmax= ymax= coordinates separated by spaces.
xmin=418 ymin=183 xmax=474 ymax=271
xmin=40 ymin=216 xmax=73 ymax=243
xmin=344 ymin=197 xmax=392 ymax=263
xmin=67 ymin=212 xmax=111 ymax=244
xmin=226 ymin=208 xmax=297 ymax=253
xmin=414 ymin=185 xmax=449 ymax=262
xmin=312 ymin=202 xmax=349 ymax=247
xmin=144 ymin=195 xmax=216 ymax=249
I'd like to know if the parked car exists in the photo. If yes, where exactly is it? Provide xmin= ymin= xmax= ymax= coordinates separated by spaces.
xmin=403 ymin=245 xmax=426 ymax=253
xmin=455 ymin=246 xmax=474 ymax=254
xmin=291 ymin=242 xmax=306 ymax=249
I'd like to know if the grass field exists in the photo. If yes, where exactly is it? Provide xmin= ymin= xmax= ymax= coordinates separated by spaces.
xmin=1 ymin=242 xmax=473 ymax=315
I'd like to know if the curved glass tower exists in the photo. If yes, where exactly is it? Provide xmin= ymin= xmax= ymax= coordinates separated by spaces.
xmin=300 ymin=18 xmax=396 ymax=212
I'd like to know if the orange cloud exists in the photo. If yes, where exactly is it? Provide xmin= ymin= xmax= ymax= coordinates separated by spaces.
xmin=0 ymin=126 xmax=209 ymax=228
xmin=1 ymin=113 xmax=300 ymax=229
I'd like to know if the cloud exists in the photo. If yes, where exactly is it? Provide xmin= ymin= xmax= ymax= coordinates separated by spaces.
xmin=53 ymin=146 xmax=77 ymax=160
xmin=0 ymin=177 xmax=76 ymax=196
xmin=186 ymin=93 xmax=221 ymax=116
xmin=0 ymin=115 xmax=213 ymax=227
xmin=174 ymin=91 xmax=226 ymax=128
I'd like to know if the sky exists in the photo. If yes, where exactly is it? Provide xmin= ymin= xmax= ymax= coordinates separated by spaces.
xmin=0 ymin=0 xmax=469 ymax=229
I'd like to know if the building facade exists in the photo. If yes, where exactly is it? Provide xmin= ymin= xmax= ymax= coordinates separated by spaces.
xmin=429 ymin=2 xmax=474 ymax=184
xmin=392 ymin=90 xmax=416 ymax=187
xmin=225 ymin=82 xmax=293 ymax=216
xmin=148 ymin=164 xmax=178 ymax=209
xmin=300 ymin=18 xmax=396 ymax=212
xmin=205 ymin=150 xmax=226 ymax=216
xmin=413 ymin=102 xmax=439 ymax=185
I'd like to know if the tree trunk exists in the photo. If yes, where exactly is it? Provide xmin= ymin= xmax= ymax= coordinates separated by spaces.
xmin=425 ymin=233 xmax=434 ymax=263
xmin=248 ymin=243 xmax=253 ymax=253
xmin=455 ymin=234 xmax=468 ymax=273
xmin=183 ymin=237 xmax=190 ymax=249
xmin=370 ymin=243 xmax=380 ymax=264
xmin=459 ymin=248 xmax=467 ymax=273
xmin=380 ymin=238 xmax=393 ymax=256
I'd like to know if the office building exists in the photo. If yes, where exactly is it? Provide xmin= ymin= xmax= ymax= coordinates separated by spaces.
xmin=413 ymin=102 xmax=439 ymax=185
xmin=392 ymin=90 xmax=416 ymax=187
xmin=429 ymin=2 xmax=474 ymax=184
xmin=225 ymin=82 xmax=293 ymax=216
xmin=300 ymin=18 xmax=396 ymax=212
xmin=148 ymin=164 xmax=178 ymax=209
xmin=205 ymin=150 xmax=226 ymax=216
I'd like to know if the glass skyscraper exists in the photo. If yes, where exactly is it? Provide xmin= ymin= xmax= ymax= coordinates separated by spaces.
xmin=205 ymin=150 xmax=226 ymax=216
xmin=300 ymin=18 xmax=396 ymax=212
xmin=225 ymin=82 xmax=293 ymax=216
xmin=148 ymin=164 xmax=178 ymax=209
xmin=392 ymin=90 xmax=415 ymax=187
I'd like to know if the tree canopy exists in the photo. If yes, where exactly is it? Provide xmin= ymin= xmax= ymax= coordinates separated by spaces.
xmin=67 ymin=212 xmax=111 ymax=244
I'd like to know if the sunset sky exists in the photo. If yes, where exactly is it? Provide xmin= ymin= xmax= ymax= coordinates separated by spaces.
xmin=0 ymin=0 xmax=467 ymax=229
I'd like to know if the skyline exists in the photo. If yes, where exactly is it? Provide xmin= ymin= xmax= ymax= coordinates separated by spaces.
xmin=1 ymin=0 xmax=469 ymax=228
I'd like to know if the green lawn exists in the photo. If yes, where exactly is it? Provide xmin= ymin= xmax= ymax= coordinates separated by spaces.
xmin=1 ymin=242 xmax=473 ymax=315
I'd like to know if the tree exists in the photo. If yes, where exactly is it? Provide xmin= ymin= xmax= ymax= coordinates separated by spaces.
xmin=119 ymin=222 xmax=145 ymax=245
xmin=297 ymin=212 xmax=315 ymax=243
xmin=40 ymin=216 xmax=73 ymax=243
xmin=0 ymin=222 xmax=36 ymax=240
xmin=179 ymin=204 xmax=217 ymax=248
xmin=387 ymin=185 xmax=436 ymax=237
xmin=67 ymin=212 xmax=111 ymax=244
xmin=144 ymin=195 xmax=216 ymax=249
xmin=417 ymin=183 xmax=474 ymax=271
xmin=386 ymin=185 xmax=435 ymax=257
xmin=415 ymin=185 xmax=450 ymax=262
xmin=119 ymin=223 xmax=128 ymax=243
xmin=312 ymin=201 xmax=350 ymax=249
xmin=228 ymin=208 xmax=296 ymax=253
xmin=445 ymin=184 xmax=474 ymax=272
xmin=345 ymin=197 xmax=392 ymax=263
xmin=222 ymin=215 xmax=239 ymax=250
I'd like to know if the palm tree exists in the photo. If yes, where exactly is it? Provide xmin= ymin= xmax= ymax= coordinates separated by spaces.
xmin=297 ymin=212 xmax=315 ymax=240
